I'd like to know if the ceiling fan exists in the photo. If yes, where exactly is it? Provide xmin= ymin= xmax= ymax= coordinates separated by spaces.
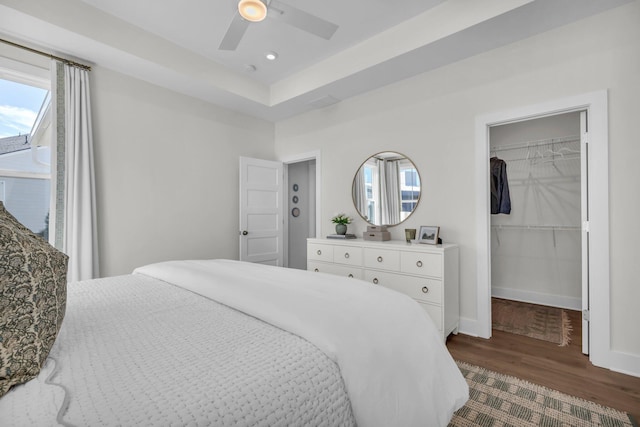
xmin=219 ymin=0 xmax=339 ymax=51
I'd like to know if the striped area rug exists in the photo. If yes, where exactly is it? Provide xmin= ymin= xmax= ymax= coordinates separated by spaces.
xmin=491 ymin=298 xmax=572 ymax=346
xmin=450 ymin=361 xmax=635 ymax=427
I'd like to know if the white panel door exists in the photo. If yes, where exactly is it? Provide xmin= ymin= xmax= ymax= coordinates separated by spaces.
xmin=239 ymin=157 xmax=283 ymax=266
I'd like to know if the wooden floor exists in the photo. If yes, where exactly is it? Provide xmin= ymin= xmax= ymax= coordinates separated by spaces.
xmin=446 ymin=308 xmax=640 ymax=422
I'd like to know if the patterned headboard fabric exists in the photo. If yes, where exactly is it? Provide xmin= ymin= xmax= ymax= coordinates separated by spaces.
xmin=0 ymin=202 xmax=68 ymax=397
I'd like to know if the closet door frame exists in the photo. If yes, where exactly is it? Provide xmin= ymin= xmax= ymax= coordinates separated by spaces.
xmin=474 ymin=91 xmax=610 ymax=369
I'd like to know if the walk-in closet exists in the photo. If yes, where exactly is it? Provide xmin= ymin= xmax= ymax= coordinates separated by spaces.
xmin=489 ymin=112 xmax=584 ymax=340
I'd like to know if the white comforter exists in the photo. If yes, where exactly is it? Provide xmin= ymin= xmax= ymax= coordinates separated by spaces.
xmin=1 ymin=266 xmax=356 ymax=426
xmin=134 ymin=259 xmax=468 ymax=427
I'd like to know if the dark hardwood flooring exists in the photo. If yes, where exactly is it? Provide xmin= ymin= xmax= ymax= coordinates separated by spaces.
xmin=446 ymin=308 xmax=640 ymax=421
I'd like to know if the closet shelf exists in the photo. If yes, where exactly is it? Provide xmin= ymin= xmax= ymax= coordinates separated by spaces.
xmin=491 ymin=135 xmax=580 ymax=153
xmin=491 ymin=224 xmax=581 ymax=231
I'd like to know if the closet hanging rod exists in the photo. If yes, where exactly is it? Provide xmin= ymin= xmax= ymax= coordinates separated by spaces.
xmin=491 ymin=135 xmax=579 ymax=153
xmin=508 ymin=175 xmax=580 ymax=185
xmin=491 ymin=224 xmax=581 ymax=231
xmin=506 ymin=154 xmax=580 ymax=163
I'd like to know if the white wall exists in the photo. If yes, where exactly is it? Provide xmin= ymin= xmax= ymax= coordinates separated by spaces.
xmin=90 ymin=67 xmax=274 ymax=277
xmin=490 ymin=113 xmax=581 ymax=309
xmin=274 ymin=2 xmax=640 ymax=360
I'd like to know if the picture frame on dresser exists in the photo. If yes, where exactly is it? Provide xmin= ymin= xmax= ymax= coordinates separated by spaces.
xmin=418 ymin=226 xmax=439 ymax=244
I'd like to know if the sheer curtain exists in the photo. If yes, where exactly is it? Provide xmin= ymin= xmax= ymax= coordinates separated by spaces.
xmin=378 ymin=159 xmax=401 ymax=225
xmin=52 ymin=60 xmax=99 ymax=281
xmin=353 ymin=168 xmax=368 ymax=221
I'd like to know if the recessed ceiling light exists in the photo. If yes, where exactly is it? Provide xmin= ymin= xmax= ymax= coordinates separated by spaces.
xmin=265 ymin=51 xmax=278 ymax=61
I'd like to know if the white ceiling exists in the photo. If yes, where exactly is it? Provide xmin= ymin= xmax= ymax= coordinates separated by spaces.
xmin=0 ymin=0 xmax=631 ymax=122
xmin=80 ymin=0 xmax=446 ymax=85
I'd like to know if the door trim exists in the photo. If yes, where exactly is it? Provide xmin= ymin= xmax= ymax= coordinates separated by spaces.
xmin=473 ymin=91 xmax=610 ymax=368
xmin=280 ymin=150 xmax=322 ymax=268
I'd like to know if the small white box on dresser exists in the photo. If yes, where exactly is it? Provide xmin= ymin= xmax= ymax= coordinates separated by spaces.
xmin=307 ymin=238 xmax=460 ymax=341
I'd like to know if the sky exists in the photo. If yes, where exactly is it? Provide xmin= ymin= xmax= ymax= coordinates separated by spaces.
xmin=0 ymin=79 xmax=49 ymax=139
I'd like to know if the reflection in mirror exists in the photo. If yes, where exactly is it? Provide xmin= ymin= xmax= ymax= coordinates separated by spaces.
xmin=352 ymin=152 xmax=421 ymax=226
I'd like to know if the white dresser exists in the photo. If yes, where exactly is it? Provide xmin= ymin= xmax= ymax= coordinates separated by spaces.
xmin=307 ymin=238 xmax=460 ymax=341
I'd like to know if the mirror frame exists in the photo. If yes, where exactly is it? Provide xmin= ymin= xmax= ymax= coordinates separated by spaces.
xmin=351 ymin=151 xmax=421 ymax=227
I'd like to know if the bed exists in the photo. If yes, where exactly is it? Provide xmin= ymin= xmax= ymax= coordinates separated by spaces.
xmin=0 ymin=259 xmax=468 ymax=426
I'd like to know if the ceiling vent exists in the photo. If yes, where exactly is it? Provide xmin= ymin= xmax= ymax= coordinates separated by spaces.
xmin=307 ymin=95 xmax=340 ymax=109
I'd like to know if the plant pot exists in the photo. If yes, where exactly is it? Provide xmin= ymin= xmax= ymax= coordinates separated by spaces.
xmin=335 ymin=224 xmax=347 ymax=235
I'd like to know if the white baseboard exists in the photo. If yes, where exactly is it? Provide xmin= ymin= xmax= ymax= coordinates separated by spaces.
xmin=492 ymin=287 xmax=581 ymax=311
xmin=457 ymin=317 xmax=483 ymax=338
xmin=608 ymin=350 xmax=640 ymax=378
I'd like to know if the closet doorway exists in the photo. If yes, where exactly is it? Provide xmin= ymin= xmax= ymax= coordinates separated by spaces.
xmin=489 ymin=112 xmax=586 ymax=353
xmin=282 ymin=151 xmax=321 ymax=270
xmin=285 ymin=158 xmax=317 ymax=270
xmin=474 ymin=91 xmax=610 ymax=369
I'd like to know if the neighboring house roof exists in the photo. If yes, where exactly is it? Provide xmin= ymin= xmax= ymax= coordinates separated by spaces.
xmin=0 ymin=134 xmax=30 ymax=155
xmin=0 ymin=95 xmax=52 ymax=176
xmin=0 ymin=135 xmax=50 ymax=176
xmin=0 ymin=146 xmax=50 ymax=175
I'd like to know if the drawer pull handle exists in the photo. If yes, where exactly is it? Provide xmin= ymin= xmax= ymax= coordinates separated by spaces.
xmin=416 ymin=261 xmax=423 ymax=267
xmin=348 ymin=274 xmax=353 ymax=278
xmin=373 ymin=278 xmax=379 ymax=284
xmin=317 ymin=250 xmax=322 ymax=255
xmin=314 ymin=268 xmax=319 ymax=272
xmin=422 ymin=286 xmax=429 ymax=294
xmin=344 ymin=253 xmax=350 ymax=259
xmin=377 ymin=256 xmax=383 ymax=262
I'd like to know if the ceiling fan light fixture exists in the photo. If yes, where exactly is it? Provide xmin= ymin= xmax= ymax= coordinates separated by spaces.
xmin=238 ymin=0 xmax=267 ymax=22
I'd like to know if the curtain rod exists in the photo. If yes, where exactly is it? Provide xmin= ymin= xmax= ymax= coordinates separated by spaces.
xmin=0 ymin=38 xmax=92 ymax=71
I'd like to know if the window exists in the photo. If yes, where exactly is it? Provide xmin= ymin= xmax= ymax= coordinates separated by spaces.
xmin=399 ymin=162 xmax=420 ymax=221
xmin=404 ymin=169 xmax=419 ymax=187
xmin=363 ymin=162 xmax=378 ymax=223
xmin=0 ymin=76 xmax=52 ymax=238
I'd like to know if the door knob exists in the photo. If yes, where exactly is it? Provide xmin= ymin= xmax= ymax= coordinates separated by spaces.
xmin=241 ymin=230 xmax=248 ymax=235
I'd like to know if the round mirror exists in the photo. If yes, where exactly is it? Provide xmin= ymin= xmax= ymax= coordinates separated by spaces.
xmin=352 ymin=151 xmax=421 ymax=226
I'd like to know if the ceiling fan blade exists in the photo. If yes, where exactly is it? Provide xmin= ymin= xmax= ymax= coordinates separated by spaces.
xmin=268 ymin=0 xmax=338 ymax=40
xmin=219 ymin=12 xmax=251 ymax=50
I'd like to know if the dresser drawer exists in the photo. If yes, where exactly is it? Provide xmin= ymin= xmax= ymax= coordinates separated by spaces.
xmin=307 ymin=243 xmax=333 ymax=262
xmin=401 ymin=252 xmax=442 ymax=277
xmin=364 ymin=248 xmax=400 ymax=271
xmin=364 ymin=269 xmax=403 ymax=288
xmin=333 ymin=246 xmax=363 ymax=266
xmin=418 ymin=302 xmax=442 ymax=331
xmin=308 ymin=261 xmax=363 ymax=279
xmin=383 ymin=276 xmax=442 ymax=305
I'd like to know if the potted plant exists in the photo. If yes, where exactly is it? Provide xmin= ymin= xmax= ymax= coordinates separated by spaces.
xmin=331 ymin=213 xmax=352 ymax=235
